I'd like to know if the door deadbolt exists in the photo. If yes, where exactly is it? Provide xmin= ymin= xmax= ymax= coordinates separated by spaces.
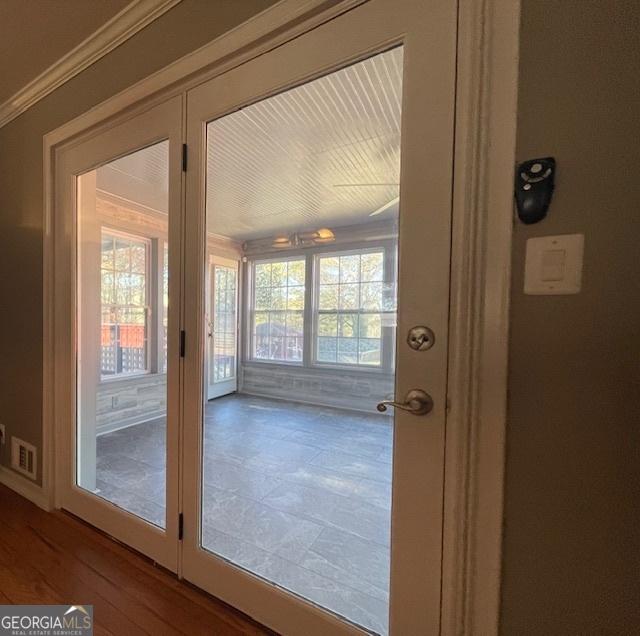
xmin=407 ymin=326 xmax=435 ymax=351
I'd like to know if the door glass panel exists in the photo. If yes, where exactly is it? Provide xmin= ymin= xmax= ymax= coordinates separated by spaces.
xmin=77 ymin=141 xmax=170 ymax=528
xmin=212 ymin=264 xmax=237 ymax=383
xmin=200 ymin=48 xmax=402 ymax=634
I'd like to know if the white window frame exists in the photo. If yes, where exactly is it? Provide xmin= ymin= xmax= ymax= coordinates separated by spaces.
xmin=248 ymin=254 xmax=307 ymax=366
xmin=99 ymin=227 xmax=152 ymax=381
xmin=311 ymin=245 xmax=395 ymax=372
xmin=98 ymin=225 xmax=169 ymax=384
xmin=246 ymin=242 xmax=396 ymax=373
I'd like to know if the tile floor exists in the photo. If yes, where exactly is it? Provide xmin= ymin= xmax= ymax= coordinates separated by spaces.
xmin=95 ymin=393 xmax=393 ymax=634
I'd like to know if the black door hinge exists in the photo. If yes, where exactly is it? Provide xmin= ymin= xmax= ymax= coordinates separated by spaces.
xmin=181 ymin=143 xmax=187 ymax=172
xmin=178 ymin=513 xmax=184 ymax=541
xmin=180 ymin=330 xmax=186 ymax=357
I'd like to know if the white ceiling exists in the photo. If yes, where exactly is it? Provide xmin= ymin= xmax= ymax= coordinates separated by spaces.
xmin=99 ymin=46 xmax=403 ymax=241
xmin=206 ymin=46 xmax=403 ymax=240
xmin=97 ymin=140 xmax=169 ymax=214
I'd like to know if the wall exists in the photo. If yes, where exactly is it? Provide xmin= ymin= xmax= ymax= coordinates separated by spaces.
xmin=240 ymin=363 xmax=394 ymax=414
xmin=501 ymin=1 xmax=640 ymax=634
xmin=97 ymin=375 xmax=166 ymax=435
xmin=0 ymin=0 xmax=276 ymax=483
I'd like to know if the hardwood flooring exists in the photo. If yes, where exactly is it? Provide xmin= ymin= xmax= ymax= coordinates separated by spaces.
xmin=0 ymin=484 xmax=273 ymax=635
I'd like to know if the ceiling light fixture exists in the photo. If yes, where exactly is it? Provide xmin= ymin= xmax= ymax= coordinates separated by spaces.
xmin=313 ymin=228 xmax=335 ymax=243
xmin=271 ymin=228 xmax=335 ymax=249
xmin=272 ymin=235 xmax=292 ymax=248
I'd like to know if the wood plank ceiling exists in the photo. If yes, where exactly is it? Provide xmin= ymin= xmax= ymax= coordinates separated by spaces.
xmin=101 ymin=46 xmax=403 ymax=241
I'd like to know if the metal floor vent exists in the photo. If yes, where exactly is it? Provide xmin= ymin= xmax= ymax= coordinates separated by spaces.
xmin=11 ymin=437 xmax=37 ymax=480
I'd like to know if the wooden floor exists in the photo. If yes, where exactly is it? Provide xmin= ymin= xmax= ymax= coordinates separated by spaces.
xmin=0 ymin=484 xmax=273 ymax=635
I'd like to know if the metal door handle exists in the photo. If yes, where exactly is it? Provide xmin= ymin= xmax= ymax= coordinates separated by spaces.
xmin=377 ymin=389 xmax=434 ymax=416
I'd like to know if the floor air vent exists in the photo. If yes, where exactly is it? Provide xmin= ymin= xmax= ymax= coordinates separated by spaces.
xmin=11 ymin=437 xmax=37 ymax=480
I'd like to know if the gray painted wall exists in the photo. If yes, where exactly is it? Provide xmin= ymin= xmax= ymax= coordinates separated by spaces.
xmin=500 ymin=1 xmax=640 ymax=633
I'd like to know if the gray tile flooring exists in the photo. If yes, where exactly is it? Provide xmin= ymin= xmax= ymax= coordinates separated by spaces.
xmin=95 ymin=393 xmax=393 ymax=634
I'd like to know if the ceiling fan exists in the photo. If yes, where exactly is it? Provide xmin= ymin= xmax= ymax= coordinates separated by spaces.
xmin=332 ymin=183 xmax=400 ymax=217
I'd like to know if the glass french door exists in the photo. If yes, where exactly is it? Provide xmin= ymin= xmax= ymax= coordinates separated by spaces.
xmin=207 ymin=256 xmax=239 ymax=400
xmin=182 ymin=0 xmax=457 ymax=634
xmin=56 ymin=97 xmax=183 ymax=571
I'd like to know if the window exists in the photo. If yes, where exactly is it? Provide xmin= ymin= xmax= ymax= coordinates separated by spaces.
xmin=100 ymin=231 xmax=149 ymax=377
xmin=252 ymin=258 xmax=305 ymax=362
xmin=248 ymin=247 xmax=394 ymax=369
xmin=315 ymin=250 xmax=385 ymax=367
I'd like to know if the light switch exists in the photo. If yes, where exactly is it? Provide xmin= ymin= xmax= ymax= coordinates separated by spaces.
xmin=540 ymin=249 xmax=566 ymax=281
xmin=524 ymin=234 xmax=584 ymax=294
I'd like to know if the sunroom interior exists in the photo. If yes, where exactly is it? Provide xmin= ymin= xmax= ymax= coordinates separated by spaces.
xmin=78 ymin=47 xmax=401 ymax=634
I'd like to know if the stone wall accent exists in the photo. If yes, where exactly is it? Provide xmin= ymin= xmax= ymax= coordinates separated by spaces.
xmin=96 ymin=374 xmax=166 ymax=435
xmin=239 ymin=363 xmax=394 ymax=414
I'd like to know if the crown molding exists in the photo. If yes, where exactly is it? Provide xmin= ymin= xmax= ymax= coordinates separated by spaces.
xmin=0 ymin=0 xmax=181 ymax=129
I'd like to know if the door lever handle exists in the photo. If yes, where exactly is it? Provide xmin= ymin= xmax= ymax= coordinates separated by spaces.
xmin=377 ymin=389 xmax=434 ymax=416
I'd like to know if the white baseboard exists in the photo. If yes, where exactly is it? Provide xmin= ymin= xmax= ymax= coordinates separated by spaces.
xmin=0 ymin=466 xmax=51 ymax=511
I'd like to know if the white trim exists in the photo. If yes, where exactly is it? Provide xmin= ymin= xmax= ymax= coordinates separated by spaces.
xmin=41 ymin=0 xmax=520 ymax=632
xmin=51 ymin=96 xmax=184 ymax=570
xmin=0 ymin=466 xmax=51 ymax=511
xmin=0 ymin=0 xmax=182 ymax=129
xmin=206 ymin=256 xmax=240 ymax=399
xmin=41 ymin=0 xmax=364 ymax=149
xmin=441 ymin=1 xmax=520 ymax=634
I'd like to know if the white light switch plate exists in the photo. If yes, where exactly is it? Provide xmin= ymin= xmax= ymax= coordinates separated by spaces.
xmin=524 ymin=234 xmax=584 ymax=295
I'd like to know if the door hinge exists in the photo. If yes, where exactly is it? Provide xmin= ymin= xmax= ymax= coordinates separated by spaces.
xmin=181 ymin=143 xmax=187 ymax=172
xmin=180 ymin=330 xmax=186 ymax=357
xmin=178 ymin=513 xmax=184 ymax=541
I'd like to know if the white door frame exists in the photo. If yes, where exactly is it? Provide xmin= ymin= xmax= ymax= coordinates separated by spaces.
xmin=183 ymin=2 xmax=456 ymax=633
xmin=50 ymin=96 xmax=184 ymax=571
xmin=40 ymin=1 xmax=520 ymax=634
xmin=206 ymin=255 xmax=239 ymax=400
